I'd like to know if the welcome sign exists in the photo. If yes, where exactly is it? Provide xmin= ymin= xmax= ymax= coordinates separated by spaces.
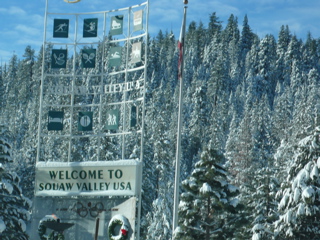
xmin=35 ymin=160 xmax=141 ymax=197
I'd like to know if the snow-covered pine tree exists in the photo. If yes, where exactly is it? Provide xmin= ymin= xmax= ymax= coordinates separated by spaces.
xmin=3 ymin=54 xmax=18 ymax=132
xmin=188 ymin=83 xmax=210 ymax=156
xmin=227 ymin=105 xmax=254 ymax=185
xmin=274 ymin=127 xmax=320 ymax=239
xmin=145 ymin=80 xmax=175 ymax=240
xmin=272 ymin=82 xmax=293 ymax=143
xmin=175 ymin=141 xmax=241 ymax=240
xmin=239 ymin=15 xmax=255 ymax=63
xmin=251 ymin=166 xmax=279 ymax=240
xmin=222 ymin=14 xmax=239 ymax=77
xmin=302 ymin=33 xmax=318 ymax=72
xmin=306 ymin=68 xmax=320 ymax=128
xmin=207 ymin=12 xmax=222 ymax=38
xmin=0 ymin=126 xmax=31 ymax=240
xmin=16 ymin=46 xmax=41 ymax=199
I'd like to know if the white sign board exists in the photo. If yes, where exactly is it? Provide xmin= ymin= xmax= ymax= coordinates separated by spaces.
xmin=35 ymin=160 xmax=141 ymax=197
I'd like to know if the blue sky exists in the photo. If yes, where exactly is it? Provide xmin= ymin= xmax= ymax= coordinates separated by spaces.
xmin=1 ymin=0 xmax=320 ymax=64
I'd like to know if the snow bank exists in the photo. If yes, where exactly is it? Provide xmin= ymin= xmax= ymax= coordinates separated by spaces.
xmin=0 ymin=218 xmax=5 ymax=233
xmin=311 ymin=165 xmax=319 ymax=180
xmin=230 ymin=198 xmax=239 ymax=207
xmin=218 ymin=179 xmax=227 ymax=187
xmin=36 ymin=160 xmax=140 ymax=168
xmin=200 ymin=183 xmax=212 ymax=194
xmin=252 ymin=223 xmax=263 ymax=231
xmin=179 ymin=200 xmax=188 ymax=210
xmin=317 ymin=157 xmax=320 ymax=169
xmin=1 ymin=179 xmax=13 ymax=194
xmin=252 ymin=233 xmax=261 ymax=240
xmin=173 ymin=226 xmax=183 ymax=239
xmin=293 ymin=188 xmax=301 ymax=203
xmin=302 ymin=186 xmax=315 ymax=204
xmin=284 ymin=210 xmax=293 ymax=224
xmin=19 ymin=219 xmax=26 ymax=232
xmin=228 ymin=184 xmax=239 ymax=193
xmin=279 ymin=193 xmax=289 ymax=210
xmin=297 ymin=203 xmax=305 ymax=216
xmin=292 ymin=169 xmax=309 ymax=189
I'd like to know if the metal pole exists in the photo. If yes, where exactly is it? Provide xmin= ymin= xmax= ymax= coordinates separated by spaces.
xmin=137 ymin=1 xmax=149 ymax=240
xmin=36 ymin=0 xmax=49 ymax=163
xmin=67 ymin=14 xmax=78 ymax=163
xmin=94 ymin=217 xmax=100 ymax=240
xmin=172 ymin=5 xmax=187 ymax=238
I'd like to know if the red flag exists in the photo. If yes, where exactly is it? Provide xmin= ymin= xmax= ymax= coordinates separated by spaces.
xmin=178 ymin=7 xmax=187 ymax=80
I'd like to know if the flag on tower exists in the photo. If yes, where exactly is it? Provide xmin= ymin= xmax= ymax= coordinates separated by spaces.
xmin=178 ymin=8 xmax=187 ymax=80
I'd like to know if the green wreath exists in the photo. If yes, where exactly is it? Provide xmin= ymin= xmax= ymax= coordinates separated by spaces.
xmin=108 ymin=215 xmax=130 ymax=240
xmin=38 ymin=216 xmax=65 ymax=240
xmin=38 ymin=220 xmax=48 ymax=240
xmin=38 ymin=218 xmax=54 ymax=240
xmin=48 ymin=231 xmax=65 ymax=240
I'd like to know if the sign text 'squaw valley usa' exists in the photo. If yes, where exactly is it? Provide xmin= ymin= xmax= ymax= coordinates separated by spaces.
xmin=35 ymin=160 xmax=141 ymax=197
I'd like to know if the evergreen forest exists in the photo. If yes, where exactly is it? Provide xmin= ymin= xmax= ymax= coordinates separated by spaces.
xmin=2 ymin=12 xmax=320 ymax=239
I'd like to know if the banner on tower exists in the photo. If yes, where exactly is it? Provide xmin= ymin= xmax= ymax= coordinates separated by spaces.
xmin=133 ymin=10 xmax=143 ymax=31
xmin=110 ymin=15 xmax=123 ymax=35
xmin=83 ymin=18 xmax=98 ymax=37
xmin=109 ymin=47 xmax=122 ymax=67
xmin=48 ymin=111 xmax=64 ymax=131
xmin=78 ymin=112 xmax=93 ymax=131
xmin=81 ymin=49 xmax=96 ymax=68
xmin=131 ymin=42 xmax=141 ymax=63
xmin=106 ymin=109 xmax=119 ymax=130
xmin=130 ymin=106 xmax=137 ymax=127
xmin=52 ymin=49 xmax=67 ymax=68
xmin=53 ymin=19 xmax=69 ymax=38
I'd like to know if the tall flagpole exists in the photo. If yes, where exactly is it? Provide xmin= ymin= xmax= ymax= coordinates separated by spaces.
xmin=173 ymin=2 xmax=187 ymax=238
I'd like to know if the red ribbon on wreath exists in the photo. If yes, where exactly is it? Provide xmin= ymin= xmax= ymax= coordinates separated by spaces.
xmin=121 ymin=229 xmax=128 ymax=236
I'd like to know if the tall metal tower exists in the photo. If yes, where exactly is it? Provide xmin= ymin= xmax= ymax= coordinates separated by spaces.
xmin=31 ymin=1 xmax=148 ymax=239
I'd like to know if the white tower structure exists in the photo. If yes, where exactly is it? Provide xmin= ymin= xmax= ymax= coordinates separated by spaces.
xmin=31 ymin=1 xmax=149 ymax=239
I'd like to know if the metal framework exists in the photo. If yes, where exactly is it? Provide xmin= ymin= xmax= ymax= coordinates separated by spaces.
xmin=37 ymin=0 xmax=148 ymax=164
